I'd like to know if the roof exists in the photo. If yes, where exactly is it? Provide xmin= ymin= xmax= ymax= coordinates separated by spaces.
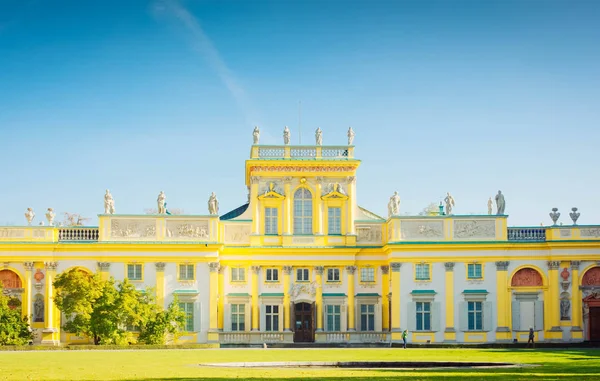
xmin=220 ymin=203 xmax=249 ymax=220
xmin=356 ymin=206 xmax=385 ymax=221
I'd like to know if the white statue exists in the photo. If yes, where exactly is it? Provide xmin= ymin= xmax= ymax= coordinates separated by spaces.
xmin=24 ymin=208 xmax=35 ymax=225
xmin=104 ymin=189 xmax=115 ymax=214
xmin=387 ymin=192 xmax=401 ymax=217
xmin=157 ymin=191 xmax=166 ymax=214
xmin=487 ymin=197 xmax=493 ymax=215
xmin=283 ymin=126 xmax=290 ymax=145
xmin=444 ymin=192 xmax=455 ymax=215
xmin=495 ymin=190 xmax=506 ymax=215
xmin=315 ymin=127 xmax=323 ymax=146
xmin=253 ymin=126 xmax=260 ymax=145
xmin=45 ymin=208 xmax=56 ymax=226
xmin=347 ymin=127 xmax=355 ymax=145
xmin=208 ymin=192 xmax=219 ymax=215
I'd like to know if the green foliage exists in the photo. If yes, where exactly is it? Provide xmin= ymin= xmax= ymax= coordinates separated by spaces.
xmin=54 ymin=269 xmax=185 ymax=345
xmin=0 ymin=285 xmax=33 ymax=345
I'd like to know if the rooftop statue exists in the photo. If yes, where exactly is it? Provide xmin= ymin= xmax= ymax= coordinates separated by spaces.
xmin=283 ymin=126 xmax=290 ymax=145
xmin=347 ymin=127 xmax=355 ymax=145
xmin=487 ymin=197 xmax=493 ymax=215
xmin=208 ymin=192 xmax=219 ymax=215
xmin=104 ymin=189 xmax=115 ymax=214
xmin=315 ymin=127 xmax=323 ymax=146
xmin=388 ymin=191 xmax=400 ymax=217
xmin=45 ymin=208 xmax=56 ymax=226
xmin=24 ymin=208 xmax=35 ymax=225
xmin=157 ymin=191 xmax=166 ymax=214
xmin=495 ymin=190 xmax=506 ymax=215
xmin=444 ymin=192 xmax=455 ymax=215
xmin=253 ymin=126 xmax=260 ymax=145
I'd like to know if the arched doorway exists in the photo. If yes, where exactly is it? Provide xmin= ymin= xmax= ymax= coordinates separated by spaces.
xmin=582 ymin=266 xmax=600 ymax=341
xmin=293 ymin=302 xmax=315 ymax=342
xmin=510 ymin=267 xmax=545 ymax=340
xmin=0 ymin=269 xmax=24 ymax=310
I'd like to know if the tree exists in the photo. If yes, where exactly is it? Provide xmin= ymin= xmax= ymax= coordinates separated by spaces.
xmin=137 ymin=296 xmax=186 ymax=345
xmin=419 ymin=202 xmax=440 ymax=216
xmin=0 ymin=285 xmax=33 ymax=345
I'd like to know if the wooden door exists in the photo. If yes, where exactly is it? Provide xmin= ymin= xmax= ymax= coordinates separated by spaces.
xmin=590 ymin=307 xmax=600 ymax=341
xmin=293 ymin=302 xmax=314 ymax=342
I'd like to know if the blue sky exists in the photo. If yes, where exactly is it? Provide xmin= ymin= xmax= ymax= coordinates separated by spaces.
xmin=0 ymin=0 xmax=599 ymax=226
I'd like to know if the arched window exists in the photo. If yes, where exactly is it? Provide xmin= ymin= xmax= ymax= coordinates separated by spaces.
xmin=293 ymin=188 xmax=313 ymax=235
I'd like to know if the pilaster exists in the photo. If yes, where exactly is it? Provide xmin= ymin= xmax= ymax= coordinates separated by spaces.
xmin=346 ymin=176 xmax=356 ymax=235
xmin=251 ymin=176 xmax=260 ymax=235
xmin=390 ymin=262 xmax=402 ymax=341
xmin=315 ymin=178 xmax=323 ymax=235
xmin=155 ymin=262 xmax=165 ymax=308
xmin=283 ymin=266 xmax=292 ymax=331
xmin=23 ymin=262 xmax=34 ymax=322
xmin=251 ymin=265 xmax=260 ymax=331
xmin=218 ymin=265 xmax=225 ymax=330
xmin=283 ymin=177 xmax=292 ymax=235
xmin=570 ymin=261 xmax=583 ymax=339
xmin=381 ymin=265 xmax=390 ymax=331
xmin=444 ymin=262 xmax=456 ymax=342
xmin=495 ymin=261 xmax=511 ymax=342
xmin=97 ymin=262 xmax=111 ymax=281
xmin=346 ymin=265 xmax=356 ymax=331
xmin=315 ymin=266 xmax=324 ymax=331
xmin=208 ymin=262 xmax=219 ymax=331
xmin=546 ymin=260 xmax=563 ymax=340
xmin=42 ymin=261 xmax=59 ymax=345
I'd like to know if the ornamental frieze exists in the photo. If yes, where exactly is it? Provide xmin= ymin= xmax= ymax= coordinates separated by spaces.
xmin=249 ymin=165 xmax=358 ymax=173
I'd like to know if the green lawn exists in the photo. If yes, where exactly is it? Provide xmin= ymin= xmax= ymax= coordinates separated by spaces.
xmin=0 ymin=348 xmax=599 ymax=381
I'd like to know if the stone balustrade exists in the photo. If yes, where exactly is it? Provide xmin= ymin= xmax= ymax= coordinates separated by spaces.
xmin=251 ymin=145 xmax=355 ymax=160
xmin=219 ymin=331 xmax=293 ymax=344
xmin=59 ymin=227 xmax=99 ymax=241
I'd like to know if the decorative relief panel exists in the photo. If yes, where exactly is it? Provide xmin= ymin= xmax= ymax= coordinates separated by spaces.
xmin=400 ymin=221 xmax=443 ymax=240
xmin=453 ymin=220 xmax=495 ymax=240
xmin=110 ymin=219 xmax=156 ymax=239
xmin=356 ymin=225 xmax=382 ymax=244
xmin=582 ymin=267 xmax=600 ymax=286
xmin=224 ymin=224 xmax=250 ymax=244
xmin=511 ymin=268 xmax=543 ymax=287
xmin=292 ymin=236 xmax=315 ymax=245
xmin=0 ymin=229 xmax=25 ymax=239
xmin=166 ymin=219 xmax=209 ymax=240
xmin=560 ymin=229 xmax=572 ymax=237
xmin=580 ymin=228 xmax=600 ymax=238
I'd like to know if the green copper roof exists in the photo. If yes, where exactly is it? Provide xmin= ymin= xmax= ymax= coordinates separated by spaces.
xmin=356 ymin=293 xmax=380 ymax=297
xmin=410 ymin=290 xmax=436 ymax=294
xmin=227 ymin=293 xmax=250 ymax=297
xmin=463 ymin=289 xmax=488 ymax=294
xmin=323 ymin=293 xmax=346 ymax=297
xmin=220 ymin=203 xmax=249 ymax=220
xmin=260 ymin=293 xmax=284 ymax=297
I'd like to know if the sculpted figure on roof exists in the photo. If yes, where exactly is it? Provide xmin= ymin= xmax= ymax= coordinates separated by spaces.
xmin=208 ymin=192 xmax=219 ymax=215
xmin=253 ymin=126 xmax=260 ymax=145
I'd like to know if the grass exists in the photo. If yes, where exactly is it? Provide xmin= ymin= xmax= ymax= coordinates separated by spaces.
xmin=0 ymin=348 xmax=598 ymax=380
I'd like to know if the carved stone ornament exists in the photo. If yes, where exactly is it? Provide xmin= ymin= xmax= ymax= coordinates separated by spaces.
xmin=356 ymin=225 xmax=383 ymax=243
xmin=24 ymin=208 xmax=35 ymax=226
xmin=561 ymin=281 xmax=571 ymax=291
xmin=111 ymin=219 xmax=156 ymax=239
xmin=155 ymin=262 xmax=166 ymax=272
xmin=511 ymin=267 xmax=543 ymax=287
xmin=314 ymin=266 xmax=324 ymax=275
xmin=582 ymin=267 xmax=600 ymax=286
xmin=289 ymin=281 xmax=318 ymax=300
xmin=549 ymin=208 xmax=560 ymax=226
xmin=283 ymin=266 xmax=293 ymax=275
xmin=547 ymin=261 xmax=560 ymax=270
xmin=571 ymin=261 xmax=581 ymax=270
xmin=401 ymin=221 xmax=444 ymax=240
xmin=580 ymin=228 xmax=600 ymax=238
xmin=251 ymin=265 xmax=261 ymax=274
xmin=23 ymin=262 xmax=34 ymax=271
xmin=283 ymin=176 xmax=293 ymax=183
xmin=250 ymin=176 xmax=260 ymax=184
xmin=380 ymin=265 xmax=389 ymax=275
xmin=33 ymin=269 xmax=44 ymax=283
xmin=166 ymin=220 xmax=209 ymax=240
xmin=561 ymin=267 xmax=570 ymax=281
xmin=44 ymin=261 xmax=58 ymax=271
xmin=346 ymin=176 xmax=356 ymax=184
xmin=97 ymin=262 xmax=111 ymax=271
xmin=495 ymin=261 xmax=509 ymax=271
xmin=569 ymin=207 xmax=580 ymax=225
xmin=454 ymin=220 xmax=495 ymax=239
xmin=390 ymin=263 xmax=402 ymax=272
xmin=345 ymin=265 xmax=357 ymax=275
xmin=444 ymin=262 xmax=455 ymax=272
xmin=208 ymin=262 xmax=220 ymax=273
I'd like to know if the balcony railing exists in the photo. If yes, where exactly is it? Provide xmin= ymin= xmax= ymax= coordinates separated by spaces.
xmin=507 ymin=227 xmax=546 ymax=242
xmin=219 ymin=332 xmax=292 ymax=344
xmin=252 ymin=145 xmax=355 ymax=160
xmin=58 ymin=227 xmax=99 ymax=241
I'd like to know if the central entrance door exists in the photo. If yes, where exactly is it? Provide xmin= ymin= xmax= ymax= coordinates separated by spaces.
xmin=293 ymin=302 xmax=314 ymax=342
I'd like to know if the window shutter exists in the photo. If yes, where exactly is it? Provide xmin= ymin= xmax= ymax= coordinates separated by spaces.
xmin=511 ymin=301 xmax=520 ymax=331
xmin=260 ymin=304 xmax=266 ymax=332
xmin=534 ymin=301 xmax=544 ymax=331
xmin=224 ymin=304 xmax=231 ymax=332
xmin=375 ymin=303 xmax=382 ymax=332
xmin=459 ymin=302 xmax=467 ymax=332
xmin=431 ymin=302 xmax=441 ymax=332
xmin=407 ymin=302 xmax=416 ymax=331
xmin=341 ymin=304 xmax=348 ymax=332
xmin=245 ymin=304 xmax=251 ymax=332
xmin=483 ymin=302 xmax=492 ymax=331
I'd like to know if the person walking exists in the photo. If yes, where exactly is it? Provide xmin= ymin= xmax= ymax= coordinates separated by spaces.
xmin=527 ymin=327 xmax=535 ymax=348
xmin=402 ymin=329 xmax=408 ymax=349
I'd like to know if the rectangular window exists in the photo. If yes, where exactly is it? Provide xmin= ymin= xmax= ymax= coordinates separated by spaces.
xmin=296 ymin=268 xmax=309 ymax=282
xmin=231 ymin=268 xmax=246 ymax=282
xmin=231 ymin=304 xmax=246 ymax=331
xmin=327 ymin=268 xmax=340 ymax=282
xmin=360 ymin=267 xmax=375 ymax=282
xmin=416 ymin=302 xmax=431 ymax=331
xmin=468 ymin=301 xmax=483 ymax=330
xmin=265 ymin=305 xmax=279 ymax=331
xmin=265 ymin=207 xmax=278 ymax=235
xmin=415 ymin=264 xmax=430 ymax=281
xmin=326 ymin=305 xmax=341 ymax=331
xmin=178 ymin=302 xmax=194 ymax=332
xmin=127 ymin=264 xmax=142 ymax=281
xmin=328 ymin=207 xmax=341 ymax=235
xmin=360 ymin=304 xmax=375 ymax=331
xmin=467 ymin=264 xmax=482 ymax=279
xmin=266 ymin=268 xmax=279 ymax=282
xmin=179 ymin=264 xmax=194 ymax=281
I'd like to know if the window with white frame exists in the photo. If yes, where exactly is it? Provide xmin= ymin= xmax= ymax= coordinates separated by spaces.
xmin=326 ymin=305 xmax=341 ymax=331
xmin=266 ymin=268 xmax=279 ymax=282
xmin=328 ymin=207 xmax=341 ymax=235
xmin=127 ymin=264 xmax=142 ymax=280
xmin=467 ymin=264 xmax=482 ymax=279
xmin=231 ymin=304 xmax=246 ymax=331
xmin=179 ymin=264 xmax=194 ymax=281
xmin=265 ymin=207 xmax=278 ymax=235
xmin=416 ymin=302 xmax=431 ymax=331
xmin=327 ymin=268 xmax=340 ymax=282
xmin=265 ymin=305 xmax=279 ymax=331
xmin=468 ymin=301 xmax=483 ymax=330
xmin=293 ymin=188 xmax=313 ymax=235
xmin=296 ymin=268 xmax=309 ymax=282
xmin=231 ymin=267 xmax=246 ymax=282
xmin=360 ymin=267 xmax=375 ymax=282
xmin=178 ymin=302 xmax=194 ymax=332
xmin=415 ymin=264 xmax=430 ymax=281
xmin=360 ymin=304 xmax=375 ymax=331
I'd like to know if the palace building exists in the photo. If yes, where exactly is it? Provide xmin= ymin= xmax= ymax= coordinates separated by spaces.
xmin=1 ymin=134 xmax=600 ymax=346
